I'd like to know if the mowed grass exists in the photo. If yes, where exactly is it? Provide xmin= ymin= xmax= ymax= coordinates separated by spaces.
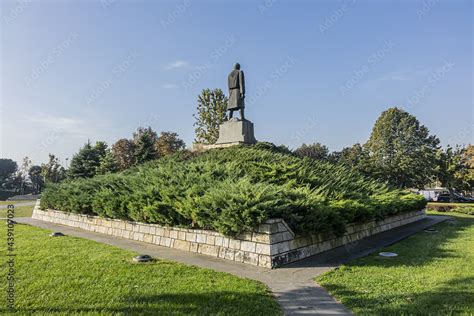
xmin=0 ymin=205 xmax=35 ymax=218
xmin=427 ymin=202 xmax=474 ymax=208
xmin=0 ymin=221 xmax=281 ymax=315
xmin=316 ymin=212 xmax=474 ymax=315
xmin=0 ymin=200 xmax=33 ymax=206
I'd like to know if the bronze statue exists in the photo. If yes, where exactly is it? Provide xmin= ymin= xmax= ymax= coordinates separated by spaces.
xmin=227 ymin=63 xmax=245 ymax=120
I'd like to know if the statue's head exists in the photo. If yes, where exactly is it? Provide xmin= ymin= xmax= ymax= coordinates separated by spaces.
xmin=234 ymin=63 xmax=241 ymax=70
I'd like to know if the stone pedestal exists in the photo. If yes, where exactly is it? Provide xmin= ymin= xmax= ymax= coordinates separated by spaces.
xmin=215 ymin=119 xmax=257 ymax=145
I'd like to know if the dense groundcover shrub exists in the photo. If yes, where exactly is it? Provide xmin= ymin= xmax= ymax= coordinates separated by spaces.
xmin=41 ymin=144 xmax=426 ymax=236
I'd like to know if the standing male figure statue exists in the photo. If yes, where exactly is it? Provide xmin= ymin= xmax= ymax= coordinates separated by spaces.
xmin=227 ymin=63 xmax=245 ymax=120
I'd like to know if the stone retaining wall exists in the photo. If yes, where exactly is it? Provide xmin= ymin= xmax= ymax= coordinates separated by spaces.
xmin=32 ymin=201 xmax=425 ymax=268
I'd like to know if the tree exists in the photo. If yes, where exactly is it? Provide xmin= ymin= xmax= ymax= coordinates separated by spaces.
xmin=466 ymin=144 xmax=474 ymax=189
xmin=112 ymin=138 xmax=136 ymax=171
xmin=436 ymin=145 xmax=471 ymax=195
xmin=193 ymin=88 xmax=228 ymax=144
xmin=133 ymin=127 xmax=159 ymax=164
xmin=29 ymin=165 xmax=44 ymax=193
xmin=41 ymin=154 xmax=66 ymax=183
xmin=294 ymin=143 xmax=329 ymax=160
xmin=97 ymin=151 xmax=118 ymax=175
xmin=364 ymin=107 xmax=440 ymax=189
xmin=330 ymin=143 xmax=370 ymax=175
xmin=0 ymin=159 xmax=17 ymax=187
xmin=18 ymin=157 xmax=32 ymax=194
xmin=68 ymin=141 xmax=108 ymax=179
xmin=156 ymin=131 xmax=186 ymax=157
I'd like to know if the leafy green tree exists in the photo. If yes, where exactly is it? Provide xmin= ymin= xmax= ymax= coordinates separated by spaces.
xmin=330 ymin=143 xmax=370 ymax=174
xmin=193 ymin=88 xmax=228 ymax=144
xmin=68 ymin=141 xmax=108 ymax=179
xmin=466 ymin=144 xmax=474 ymax=189
xmin=133 ymin=127 xmax=159 ymax=164
xmin=436 ymin=145 xmax=471 ymax=195
xmin=41 ymin=154 xmax=66 ymax=183
xmin=294 ymin=143 xmax=329 ymax=160
xmin=29 ymin=165 xmax=44 ymax=193
xmin=156 ymin=131 xmax=186 ymax=157
xmin=97 ymin=151 xmax=118 ymax=175
xmin=112 ymin=138 xmax=136 ymax=171
xmin=364 ymin=107 xmax=440 ymax=189
xmin=18 ymin=157 xmax=32 ymax=194
xmin=0 ymin=159 xmax=17 ymax=187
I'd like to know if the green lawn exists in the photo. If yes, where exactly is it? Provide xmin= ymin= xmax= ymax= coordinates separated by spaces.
xmin=0 ymin=221 xmax=281 ymax=315
xmin=0 ymin=204 xmax=35 ymax=218
xmin=427 ymin=202 xmax=474 ymax=208
xmin=0 ymin=200 xmax=33 ymax=206
xmin=316 ymin=212 xmax=474 ymax=315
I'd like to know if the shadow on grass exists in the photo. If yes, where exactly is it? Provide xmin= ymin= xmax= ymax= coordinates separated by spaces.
xmin=2 ymin=291 xmax=280 ymax=315
xmin=322 ymin=276 xmax=474 ymax=315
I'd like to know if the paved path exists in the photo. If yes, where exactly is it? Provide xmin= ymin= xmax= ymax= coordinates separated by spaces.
xmin=15 ymin=215 xmax=447 ymax=315
xmin=0 ymin=201 xmax=36 ymax=209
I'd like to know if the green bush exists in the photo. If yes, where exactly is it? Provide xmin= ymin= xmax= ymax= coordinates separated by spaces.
xmin=41 ymin=145 xmax=426 ymax=236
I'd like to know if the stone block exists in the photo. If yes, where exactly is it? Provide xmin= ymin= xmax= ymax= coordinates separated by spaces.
xmin=256 ymin=243 xmax=270 ymax=255
xmin=169 ymin=230 xmax=178 ymax=239
xmin=258 ymin=255 xmax=272 ymax=268
xmin=215 ymin=236 xmax=223 ymax=247
xmin=185 ymin=232 xmax=196 ymax=242
xmin=178 ymin=231 xmax=186 ymax=240
xmin=236 ymin=231 xmax=253 ymax=241
xmin=241 ymin=241 xmax=256 ymax=252
xmin=206 ymin=235 xmax=216 ymax=245
xmin=144 ymin=234 xmax=154 ymax=244
xmin=243 ymin=252 xmax=259 ymax=265
xmin=215 ymin=119 xmax=256 ymax=144
xmin=222 ymin=237 xmax=230 ymax=248
xmin=190 ymin=242 xmax=199 ymax=253
xmin=196 ymin=233 xmax=207 ymax=243
xmin=174 ymin=240 xmax=191 ymax=251
xmin=228 ymin=239 xmax=241 ymax=250
xmin=234 ymin=250 xmax=245 ymax=262
xmin=252 ymin=233 xmax=270 ymax=243
xmin=219 ymin=248 xmax=235 ymax=261
xmin=257 ymin=224 xmax=271 ymax=234
xmin=199 ymin=244 xmax=219 ymax=257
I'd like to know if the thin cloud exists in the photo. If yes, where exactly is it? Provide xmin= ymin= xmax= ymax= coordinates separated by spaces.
xmin=164 ymin=60 xmax=188 ymax=70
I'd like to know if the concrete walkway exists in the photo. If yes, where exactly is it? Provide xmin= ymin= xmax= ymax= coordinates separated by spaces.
xmin=15 ymin=215 xmax=447 ymax=315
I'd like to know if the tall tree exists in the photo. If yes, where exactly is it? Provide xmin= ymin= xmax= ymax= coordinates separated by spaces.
xmin=436 ymin=145 xmax=471 ymax=195
xmin=155 ymin=131 xmax=186 ymax=157
xmin=364 ymin=107 xmax=440 ymax=189
xmin=133 ymin=127 xmax=159 ymax=164
xmin=41 ymin=154 xmax=66 ymax=183
xmin=68 ymin=141 xmax=108 ymax=179
xmin=193 ymin=88 xmax=228 ymax=144
xmin=97 ymin=151 xmax=118 ymax=175
xmin=29 ymin=165 xmax=44 ymax=193
xmin=112 ymin=138 xmax=136 ymax=171
xmin=331 ymin=143 xmax=371 ymax=175
xmin=19 ymin=157 xmax=32 ymax=194
xmin=0 ymin=159 xmax=17 ymax=187
xmin=294 ymin=143 xmax=329 ymax=160
xmin=466 ymin=144 xmax=474 ymax=189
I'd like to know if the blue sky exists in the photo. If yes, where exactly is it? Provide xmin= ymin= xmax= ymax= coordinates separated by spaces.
xmin=1 ymin=0 xmax=472 ymax=165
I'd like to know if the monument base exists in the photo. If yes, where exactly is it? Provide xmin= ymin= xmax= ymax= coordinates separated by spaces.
xmin=216 ymin=118 xmax=257 ymax=144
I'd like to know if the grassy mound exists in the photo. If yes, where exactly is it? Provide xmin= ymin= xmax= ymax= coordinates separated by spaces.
xmin=41 ymin=143 xmax=426 ymax=236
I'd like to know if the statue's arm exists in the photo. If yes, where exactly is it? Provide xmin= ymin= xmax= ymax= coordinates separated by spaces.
xmin=240 ymin=71 xmax=245 ymax=96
